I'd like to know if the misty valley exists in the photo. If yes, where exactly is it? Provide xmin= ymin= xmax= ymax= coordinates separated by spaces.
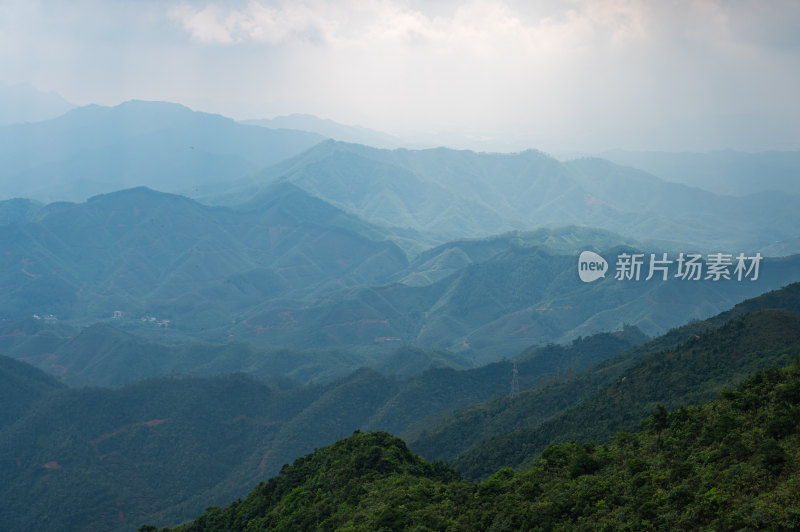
xmin=1 ymin=99 xmax=800 ymax=531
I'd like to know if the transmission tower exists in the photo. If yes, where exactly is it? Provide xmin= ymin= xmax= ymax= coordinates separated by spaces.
xmin=510 ymin=360 xmax=520 ymax=397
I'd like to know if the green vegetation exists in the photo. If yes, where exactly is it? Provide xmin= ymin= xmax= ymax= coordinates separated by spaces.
xmin=0 ymin=354 xmax=64 ymax=429
xmin=0 ymin=373 xmax=321 ymax=531
xmin=158 ymin=359 xmax=800 ymax=531
xmin=0 ymin=326 xmax=637 ymax=531
xmin=452 ymin=309 xmax=800 ymax=479
xmin=3 ymin=285 xmax=795 ymax=530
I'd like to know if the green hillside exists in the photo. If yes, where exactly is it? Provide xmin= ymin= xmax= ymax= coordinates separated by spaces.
xmin=0 ymin=327 xmax=638 ymax=531
xmin=0 ymin=354 xmax=65 ymax=429
xmin=1 ymin=297 xmax=642 ymax=391
xmin=5 ymin=227 xmax=798 ymax=384
xmin=396 ymin=226 xmax=642 ymax=286
xmin=0 ymin=184 xmax=409 ymax=336
xmin=232 ymin=242 xmax=800 ymax=359
xmin=160 ymin=359 xmax=800 ymax=531
xmin=3 ymin=285 xmax=799 ymax=530
xmin=451 ymin=309 xmax=800 ymax=479
xmin=369 ymin=327 xmax=645 ymax=437
xmin=0 ymin=373 xmax=325 ymax=532
xmin=22 ymin=322 xmax=380 ymax=387
xmin=408 ymin=283 xmax=800 ymax=471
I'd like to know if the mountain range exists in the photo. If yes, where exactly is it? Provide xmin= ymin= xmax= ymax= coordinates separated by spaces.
xmin=0 ymin=184 xmax=405 ymax=329
xmin=3 ymin=183 xmax=799 ymax=373
xmin=406 ymin=282 xmax=800 ymax=476
xmin=207 ymin=140 xmax=800 ymax=254
xmin=1 ymin=97 xmax=799 ymax=530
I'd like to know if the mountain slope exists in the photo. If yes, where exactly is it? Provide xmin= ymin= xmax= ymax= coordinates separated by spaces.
xmin=0 ymin=354 xmax=65 ymax=429
xmin=0 ymin=327 xmax=639 ymax=531
xmin=4 ymin=185 xmax=798 ymax=368
xmin=3 ymin=285 xmax=798 ymax=531
xmin=162 ymin=359 xmax=800 ymax=531
xmin=0 ymin=373 xmax=325 ymax=532
xmin=367 ymin=327 xmax=646 ymax=437
xmin=0 ymin=198 xmax=43 ymax=225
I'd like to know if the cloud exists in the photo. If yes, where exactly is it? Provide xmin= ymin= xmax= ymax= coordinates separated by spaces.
xmin=3 ymin=0 xmax=799 ymax=151
xmin=168 ymin=1 xmax=338 ymax=45
xmin=169 ymin=0 xmax=651 ymax=57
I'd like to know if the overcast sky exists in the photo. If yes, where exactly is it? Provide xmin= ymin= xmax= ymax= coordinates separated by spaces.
xmin=2 ymin=0 xmax=799 ymax=153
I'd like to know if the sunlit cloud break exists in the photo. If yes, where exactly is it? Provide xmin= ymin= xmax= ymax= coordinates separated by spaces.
xmin=167 ymin=0 xmax=654 ymax=53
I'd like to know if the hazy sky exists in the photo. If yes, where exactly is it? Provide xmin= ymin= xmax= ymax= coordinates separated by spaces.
xmin=2 ymin=0 xmax=799 ymax=153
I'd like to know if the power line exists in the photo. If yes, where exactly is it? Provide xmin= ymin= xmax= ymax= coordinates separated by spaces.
xmin=510 ymin=360 xmax=520 ymax=397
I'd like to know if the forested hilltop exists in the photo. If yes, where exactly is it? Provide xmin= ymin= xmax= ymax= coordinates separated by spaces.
xmin=150 ymin=359 xmax=800 ymax=531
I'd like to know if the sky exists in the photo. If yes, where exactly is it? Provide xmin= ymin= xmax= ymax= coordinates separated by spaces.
xmin=1 ymin=0 xmax=799 ymax=153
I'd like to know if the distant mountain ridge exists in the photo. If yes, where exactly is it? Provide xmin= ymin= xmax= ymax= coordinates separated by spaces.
xmin=0 ymin=82 xmax=75 ymax=126
xmin=243 ymin=113 xmax=404 ymax=149
xmin=0 ymin=100 xmax=324 ymax=202
xmin=603 ymin=149 xmax=800 ymax=196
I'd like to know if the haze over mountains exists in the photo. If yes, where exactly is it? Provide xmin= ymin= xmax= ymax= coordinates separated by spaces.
xmin=0 ymin=99 xmax=797 ymax=366
xmin=603 ymin=149 xmax=800 ymax=197
xmin=3 ymin=182 xmax=799 ymax=371
xmin=243 ymin=114 xmax=405 ymax=150
xmin=0 ymin=96 xmax=799 ymax=531
xmin=5 ymin=0 xmax=800 ymax=528
xmin=0 ymin=82 xmax=75 ymax=126
xmin=210 ymin=139 xmax=800 ymax=253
